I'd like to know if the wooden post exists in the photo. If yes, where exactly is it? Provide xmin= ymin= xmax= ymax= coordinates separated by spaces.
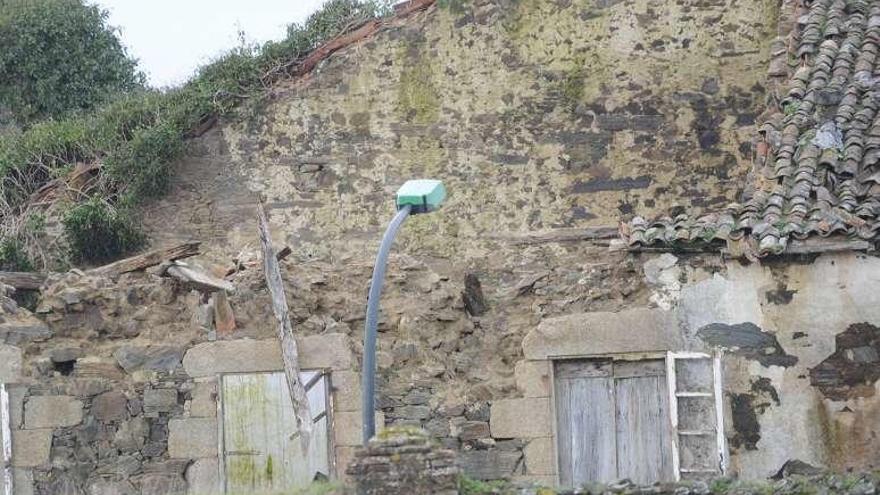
xmin=257 ymin=202 xmax=312 ymax=452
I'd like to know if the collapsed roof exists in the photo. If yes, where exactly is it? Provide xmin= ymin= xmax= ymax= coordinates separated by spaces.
xmin=621 ymin=0 xmax=880 ymax=257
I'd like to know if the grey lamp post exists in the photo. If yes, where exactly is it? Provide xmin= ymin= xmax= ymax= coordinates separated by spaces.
xmin=362 ymin=180 xmax=446 ymax=445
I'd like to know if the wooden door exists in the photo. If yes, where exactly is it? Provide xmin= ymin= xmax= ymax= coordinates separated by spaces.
xmin=221 ymin=371 xmax=330 ymax=493
xmin=555 ymin=358 xmax=674 ymax=486
xmin=555 ymin=360 xmax=616 ymax=486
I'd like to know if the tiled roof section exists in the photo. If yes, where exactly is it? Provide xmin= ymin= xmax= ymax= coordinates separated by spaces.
xmin=622 ymin=0 xmax=880 ymax=256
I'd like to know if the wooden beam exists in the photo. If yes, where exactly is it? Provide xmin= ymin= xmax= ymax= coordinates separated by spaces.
xmin=164 ymin=262 xmax=235 ymax=293
xmin=90 ymin=241 xmax=201 ymax=277
xmin=0 ymin=272 xmax=47 ymax=291
xmin=499 ymin=227 xmax=619 ymax=245
xmin=784 ymin=238 xmax=872 ymax=254
xmin=257 ymin=201 xmax=313 ymax=452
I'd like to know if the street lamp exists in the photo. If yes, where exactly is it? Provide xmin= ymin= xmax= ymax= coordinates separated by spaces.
xmin=362 ymin=179 xmax=446 ymax=445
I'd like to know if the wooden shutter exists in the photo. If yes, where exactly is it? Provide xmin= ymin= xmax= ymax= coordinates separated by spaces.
xmin=555 ymin=360 xmax=616 ymax=486
xmin=555 ymin=358 xmax=674 ymax=486
xmin=614 ymin=360 xmax=674 ymax=484
xmin=220 ymin=371 xmax=330 ymax=493
xmin=666 ymin=352 xmax=727 ymax=481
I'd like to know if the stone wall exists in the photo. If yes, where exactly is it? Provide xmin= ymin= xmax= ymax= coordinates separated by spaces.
xmin=0 ymin=265 xmax=379 ymax=494
xmin=5 ymin=0 xmax=880 ymax=491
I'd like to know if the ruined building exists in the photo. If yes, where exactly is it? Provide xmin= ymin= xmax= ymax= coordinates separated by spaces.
xmin=1 ymin=0 xmax=880 ymax=493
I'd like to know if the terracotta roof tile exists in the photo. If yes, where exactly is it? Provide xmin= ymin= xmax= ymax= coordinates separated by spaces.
xmin=622 ymin=0 xmax=880 ymax=255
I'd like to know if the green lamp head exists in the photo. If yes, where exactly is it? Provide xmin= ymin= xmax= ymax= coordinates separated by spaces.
xmin=396 ymin=179 xmax=446 ymax=214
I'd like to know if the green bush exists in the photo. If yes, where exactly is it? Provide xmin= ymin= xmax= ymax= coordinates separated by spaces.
xmin=0 ymin=238 xmax=34 ymax=271
xmin=0 ymin=0 xmax=144 ymax=124
xmin=62 ymin=199 xmax=144 ymax=263
xmin=1 ymin=0 xmax=395 ymax=268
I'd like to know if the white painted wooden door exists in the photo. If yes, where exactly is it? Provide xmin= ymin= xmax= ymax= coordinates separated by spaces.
xmin=221 ymin=371 xmax=330 ymax=493
xmin=555 ymin=359 xmax=674 ymax=486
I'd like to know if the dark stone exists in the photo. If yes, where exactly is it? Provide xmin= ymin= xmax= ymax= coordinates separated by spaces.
xmin=92 ymin=390 xmax=129 ymax=422
xmin=699 ymin=129 xmax=720 ymax=149
xmin=773 ymin=460 xmax=825 ymax=480
xmin=459 ymin=449 xmax=522 ymax=480
xmin=137 ymin=474 xmax=187 ymax=495
xmin=697 ymin=322 xmax=798 ymax=367
xmin=113 ymin=346 xmax=182 ymax=374
xmin=143 ymin=389 xmax=178 ymax=414
xmin=765 ymin=283 xmax=797 ymax=305
xmin=701 ymin=78 xmax=720 ymax=95
xmin=392 ymin=405 xmax=432 ymax=421
xmin=457 ymin=421 xmax=490 ymax=440
xmin=729 ymin=393 xmax=760 ymax=451
xmin=810 ymin=323 xmax=880 ymax=400
xmin=571 ymin=175 xmax=652 ymax=193
xmin=347 ymin=428 xmax=458 ymax=495
xmin=464 ymin=402 xmax=490 ymax=422
xmin=462 ymin=274 xmax=487 ymax=317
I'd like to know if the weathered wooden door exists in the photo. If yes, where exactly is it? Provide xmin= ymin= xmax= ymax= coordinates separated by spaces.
xmin=555 ymin=358 xmax=675 ymax=486
xmin=220 ymin=371 xmax=329 ymax=493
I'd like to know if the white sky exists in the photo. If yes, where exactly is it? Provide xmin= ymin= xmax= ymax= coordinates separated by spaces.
xmin=94 ymin=0 xmax=326 ymax=88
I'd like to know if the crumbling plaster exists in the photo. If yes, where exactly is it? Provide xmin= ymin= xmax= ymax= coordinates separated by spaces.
xmin=520 ymin=252 xmax=880 ymax=482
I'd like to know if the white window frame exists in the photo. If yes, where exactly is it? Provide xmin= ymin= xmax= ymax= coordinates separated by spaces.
xmin=665 ymin=351 xmax=727 ymax=481
xmin=0 ymin=384 xmax=11 ymax=495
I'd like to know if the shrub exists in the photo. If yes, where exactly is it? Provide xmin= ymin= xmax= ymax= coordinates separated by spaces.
xmin=62 ymin=199 xmax=144 ymax=263
xmin=1 ymin=0 xmax=395 ymax=268
xmin=0 ymin=238 xmax=34 ymax=271
xmin=0 ymin=0 xmax=144 ymax=124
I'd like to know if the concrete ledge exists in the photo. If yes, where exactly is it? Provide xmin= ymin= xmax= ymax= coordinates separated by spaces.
xmin=523 ymin=308 xmax=681 ymax=360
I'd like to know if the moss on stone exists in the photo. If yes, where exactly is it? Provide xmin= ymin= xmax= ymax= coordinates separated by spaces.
xmin=397 ymin=52 xmax=440 ymax=124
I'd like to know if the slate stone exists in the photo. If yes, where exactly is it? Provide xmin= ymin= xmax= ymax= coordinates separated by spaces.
xmin=143 ymin=389 xmax=178 ymax=414
xmin=113 ymin=346 xmax=182 ymax=374
xmin=459 ymin=449 xmax=522 ymax=480
xmin=92 ymin=391 xmax=128 ymax=422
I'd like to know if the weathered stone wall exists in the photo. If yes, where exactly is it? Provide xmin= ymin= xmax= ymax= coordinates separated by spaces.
xmin=0 ymin=266 xmax=373 ymax=494
xmin=7 ymin=0 xmax=879 ymax=492
xmin=517 ymin=251 xmax=880 ymax=482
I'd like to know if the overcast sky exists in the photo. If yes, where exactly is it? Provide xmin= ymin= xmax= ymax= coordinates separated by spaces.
xmin=95 ymin=0 xmax=326 ymax=88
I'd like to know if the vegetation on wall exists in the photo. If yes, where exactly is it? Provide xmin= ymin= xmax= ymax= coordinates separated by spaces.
xmin=0 ymin=0 xmax=144 ymax=124
xmin=0 ymin=0 xmax=396 ymax=269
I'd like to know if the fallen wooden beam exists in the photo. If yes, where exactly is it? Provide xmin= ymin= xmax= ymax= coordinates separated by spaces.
xmin=258 ymin=201 xmax=313 ymax=452
xmin=0 ymin=272 xmax=48 ymax=291
xmin=164 ymin=262 xmax=235 ymax=293
xmin=90 ymin=241 xmax=201 ymax=277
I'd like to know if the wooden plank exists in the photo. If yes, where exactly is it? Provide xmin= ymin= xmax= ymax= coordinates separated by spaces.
xmin=615 ymin=374 xmax=675 ymax=484
xmin=213 ymin=291 xmax=236 ymax=335
xmin=555 ymin=359 xmax=611 ymax=379
xmin=713 ymin=352 xmax=728 ymax=474
xmin=0 ymin=272 xmax=47 ymax=290
xmin=90 ymin=241 xmax=201 ymax=277
xmin=257 ymin=202 xmax=313 ymax=453
xmin=165 ymin=262 xmax=235 ymax=293
xmin=495 ymin=227 xmax=619 ymax=245
xmin=556 ymin=373 xmax=617 ymax=485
